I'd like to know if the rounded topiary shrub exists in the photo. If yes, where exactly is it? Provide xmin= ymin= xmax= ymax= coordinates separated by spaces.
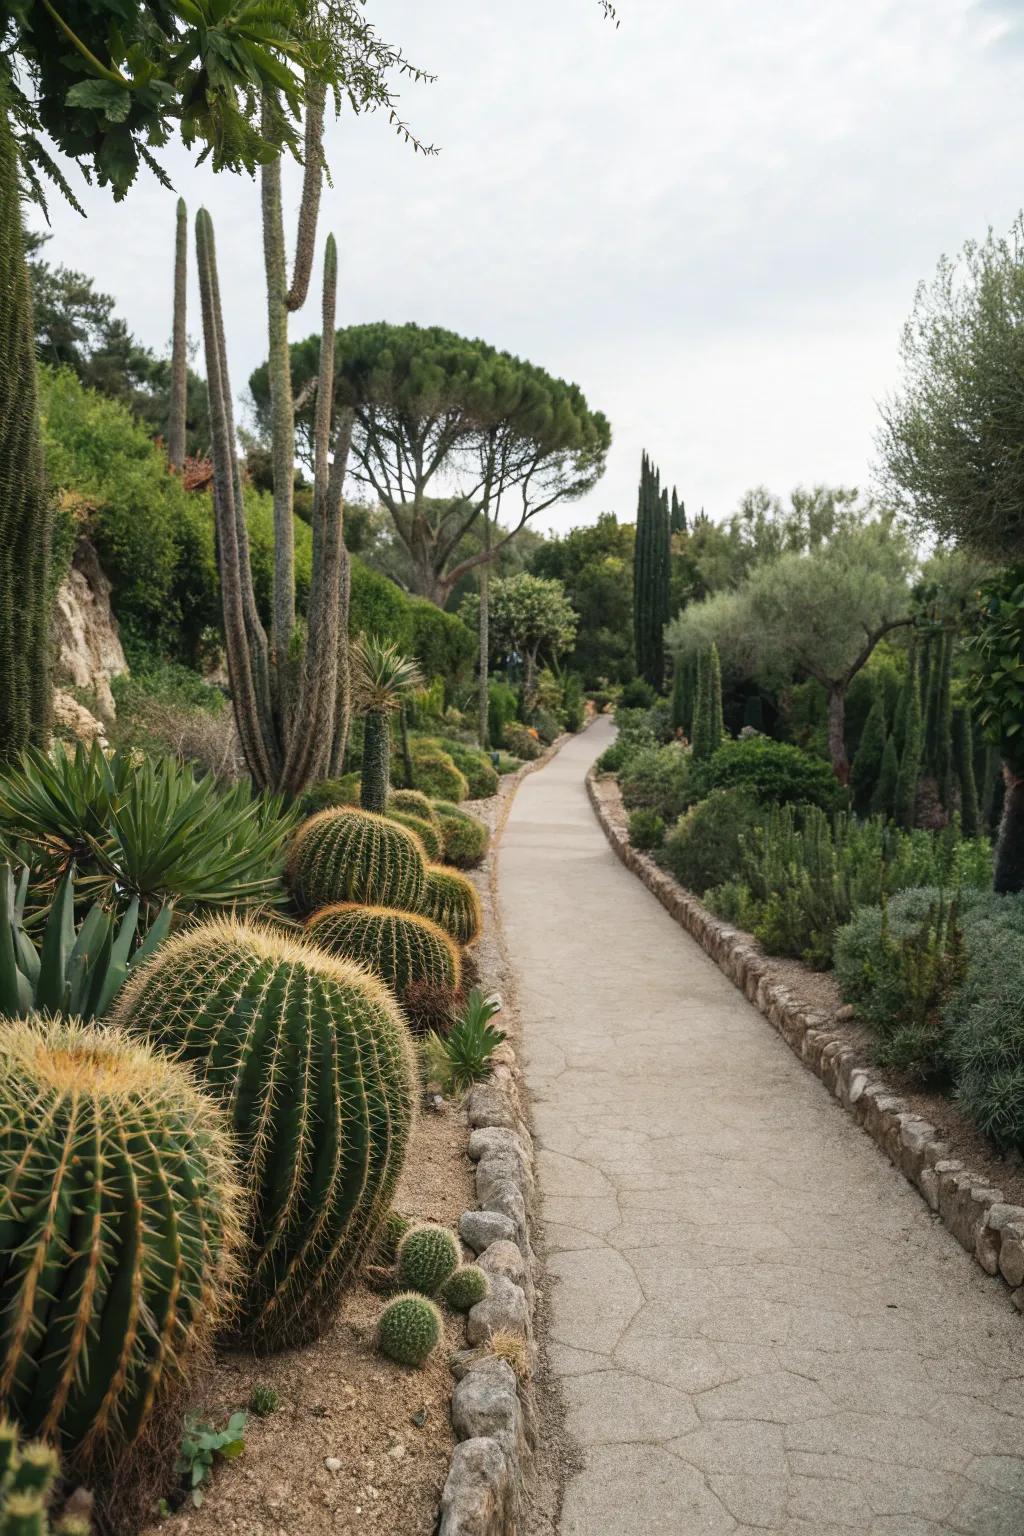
xmin=421 ymin=738 xmax=499 ymax=799
xmin=0 ymin=1017 xmax=242 ymax=1524
xmin=113 ymin=919 xmax=416 ymax=1350
xmin=663 ymin=788 xmax=760 ymax=896
xmin=433 ymin=800 xmax=490 ymax=869
xmin=421 ymin=865 xmax=483 ymax=945
xmin=286 ymin=806 xmax=427 ymax=914
xmin=298 ymin=773 xmax=362 ymax=818
xmin=620 ymin=743 xmax=692 ymax=821
xmin=628 ymin=807 xmax=665 ymax=851
xmin=694 ymin=737 xmax=842 ymax=811
xmin=411 ymin=744 xmax=469 ymax=802
xmin=387 ymin=808 xmax=443 ymax=860
xmin=305 ymin=903 xmax=462 ymax=998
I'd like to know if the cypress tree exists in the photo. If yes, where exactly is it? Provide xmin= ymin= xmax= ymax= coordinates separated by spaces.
xmin=670 ymin=653 xmax=688 ymax=732
xmin=935 ymin=630 xmax=954 ymax=809
xmin=0 ymin=97 xmax=52 ymax=762
xmin=953 ymin=704 xmax=980 ymax=838
xmin=894 ymin=655 xmax=923 ymax=829
xmin=850 ymin=690 xmax=886 ymax=814
xmin=871 ymin=733 xmax=899 ymax=819
xmin=691 ymin=649 xmax=709 ymax=757
xmin=633 ymin=451 xmax=671 ymax=691
xmin=692 ymin=644 xmax=723 ymax=760
xmin=709 ymin=641 xmax=724 ymax=751
xmin=670 ymin=487 xmax=687 ymax=534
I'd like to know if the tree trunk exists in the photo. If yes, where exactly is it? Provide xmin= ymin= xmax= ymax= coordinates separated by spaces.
xmin=994 ymin=764 xmax=1024 ymax=894
xmin=360 ymin=711 xmax=390 ymax=813
xmin=827 ymin=685 xmax=850 ymax=784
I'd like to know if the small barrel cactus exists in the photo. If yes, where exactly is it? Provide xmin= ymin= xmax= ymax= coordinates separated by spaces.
xmin=248 ymin=1384 xmax=280 ymax=1418
xmin=387 ymin=809 xmax=443 ymax=861
xmin=441 ymin=1265 xmax=491 ymax=1313
xmin=113 ymin=919 xmax=416 ymax=1350
xmin=420 ymin=866 xmax=482 ymax=945
xmin=377 ymin=1294 xmax=442 ymax=1367
xmin=375 ymin=1209 xmax=411 ymax=1264
xmin=0 ymin=1019 xmax=241 ymax=1524
xmin=397 ymin=1223 xmax=460 ymax=1295
xmin=286 ymin=807 xmax=427 ymax=914
xmin=305 ymin=903 xmax=461 ymax=1001
xmin=389 ymin=789 xmax=438 ymax=825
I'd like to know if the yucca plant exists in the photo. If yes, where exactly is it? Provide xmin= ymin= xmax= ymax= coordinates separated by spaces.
xmin=352 ymin=636 xmax=424 ymax=815
xmin=422 ymin=989 xmax=506 ymax=1094
xmin=0 ymin=1017 xmax=242 ymax=1531
xmin=0 ymin=742 xmax=293 ymax=922
xmin=113 ymin=919 xmax=416 ymax=1350
xmin=0 ymin=863 xmax=172 ymax=1021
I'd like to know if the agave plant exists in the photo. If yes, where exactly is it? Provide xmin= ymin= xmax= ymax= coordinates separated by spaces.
xmin=422 ymin=988 xmax=506 ymax=1094
xmin=351 ymin=635 xmax=424 ymax=815
xmin=0 ymin=741 xmax=294 ymax=921
xmin=0 ymin=862 xmax=172 ymax=1020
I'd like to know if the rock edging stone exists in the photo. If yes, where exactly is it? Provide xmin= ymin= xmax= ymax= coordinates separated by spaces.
xmin=587 ymin=767 xmax=1024 ymax=1316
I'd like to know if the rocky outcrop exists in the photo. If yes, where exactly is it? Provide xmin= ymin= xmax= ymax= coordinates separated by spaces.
xmin=53 ymin=538 xmax=127 ymax=725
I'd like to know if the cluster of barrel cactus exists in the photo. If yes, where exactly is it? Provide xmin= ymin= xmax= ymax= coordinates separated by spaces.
xmin=287 ymin=807 xmax=428 ymax=913
xmin=113 ymin=919 xmax=417 ymax=1350
xmin=373 ymin=1221 xmax=491 ymax=1368
xmin=306 ymin=904 xmax=461 ymax=1000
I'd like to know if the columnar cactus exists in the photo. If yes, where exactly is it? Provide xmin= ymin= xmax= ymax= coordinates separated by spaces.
xmin=0 ymin=1018 xmax=241 ymax=1517
xmin=397 ymin=1224 xmax=460 ymax=1295
xmin=305 ymin=904 xmax=461 ymax=998
xmin=420 ymin=866 xmax=482 ymax=945
xmin=377 ymin=1294 xmax=442 ymax=1367
xmin=286 ymin=806 xmax=427 ymax=914
xmin=387 ymin=809 xmax=443 ymax=861
xmin=113 ymin=919 xmax=416 ymax=1350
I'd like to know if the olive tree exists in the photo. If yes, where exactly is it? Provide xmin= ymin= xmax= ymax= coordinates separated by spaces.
xmin=877 ymin=217 xmax=1024 ymax=888
xmin=461 ymin=573 xmax=577 ymax=711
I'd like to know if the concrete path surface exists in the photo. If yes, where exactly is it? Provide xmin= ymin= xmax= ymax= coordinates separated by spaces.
xmin=498 ymin=718 xmax=1024 ymax=1536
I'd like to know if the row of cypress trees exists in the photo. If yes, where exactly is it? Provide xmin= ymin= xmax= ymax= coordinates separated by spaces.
xmin=633 ymin=452 xmax=685 ymax=690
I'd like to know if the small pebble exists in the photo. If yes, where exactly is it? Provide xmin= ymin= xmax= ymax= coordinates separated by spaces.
xmin=324 ymin=1456 xmax=343 ymax=1473
xmin=410 ymin=1408 xmax=428 ymax=1428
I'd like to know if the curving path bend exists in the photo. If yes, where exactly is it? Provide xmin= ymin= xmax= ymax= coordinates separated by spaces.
xmin=498 ymin=717 xmax=1024 ymax=1536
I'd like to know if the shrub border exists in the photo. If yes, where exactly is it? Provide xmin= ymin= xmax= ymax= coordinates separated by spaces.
xmin=587 ymin=768 xmax=1024 ymax=1316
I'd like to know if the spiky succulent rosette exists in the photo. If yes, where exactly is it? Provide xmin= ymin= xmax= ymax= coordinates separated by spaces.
xmin=0 ymin=1017 xmax=242 ymax=1510
xmin=420 ymin=865 xmax=483 ymax=945
xmin=286 ymin=807 xmax=427 ymax=914
xmin=305 ymin=903 xmax=461 ymax=998
xmin=112 ymin=918 xmax=416 ymax=1351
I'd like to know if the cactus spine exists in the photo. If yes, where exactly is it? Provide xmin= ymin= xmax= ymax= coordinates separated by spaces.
xmin=396 ymin=1224 xmax=460 ymax=1295
xmin=287 ymin=807 xmax=427 ymax=914
xmin=377 ymin=1294 xmax=442 ymax=1367
xmin=168 ymin=197 xmax=188 ymax=471
xmin=305 ymin=903 xmax=461 ymax=998
xmin=0 ymin=97 xmax=52 ymax=763
xmin=113 ymin=919 xmax=416 ymax=1349
xmin=0 ymin=1018 xmax=241 ymax=1520
xmin=420 ymin=866 xmax=482 ymax=945
xmin=633 ymin=451 xmax=671 ymax=691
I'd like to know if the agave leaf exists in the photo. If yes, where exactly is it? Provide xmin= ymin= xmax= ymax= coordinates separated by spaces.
xmin=35 ymin=866 xmax=76 ymax=1013
xmin=0 ymin=867 xmax=31 ymax=1016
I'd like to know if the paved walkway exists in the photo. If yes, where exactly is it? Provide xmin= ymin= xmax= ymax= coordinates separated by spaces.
xmin=498 ymin=718 xmax=1024 ymax=1536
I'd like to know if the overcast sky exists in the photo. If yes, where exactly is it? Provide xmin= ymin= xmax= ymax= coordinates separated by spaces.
xmin=29 ymin=0 xmax=1024 ymax=534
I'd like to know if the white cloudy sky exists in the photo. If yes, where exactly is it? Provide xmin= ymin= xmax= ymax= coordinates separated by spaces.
xmin=29 ymin=0 xmax=1024 ymax=533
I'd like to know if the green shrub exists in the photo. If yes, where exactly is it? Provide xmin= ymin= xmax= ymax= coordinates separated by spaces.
xmin=562 ymin=672 xmax=585 ymax=733
xmin=619 ymin=742 xmax=692 ymax=821
xmin=620 ymin=678 xmax=657 ymax=709
xmin=0 ymin=1017 xmax=241 ymax=1518
xmin=502 ymin=723 xmax=543 ymax=761
xmin=409 ymin=599 xmax=475 ymax=687
xmin=953 ymin=943 xmax=1024 ymax=1152
xmin=531 ymin=707 xmax=562 ymax=744
xmin=110 ymin=661 xmax=241 ymax=781
xmin=389 ymin=788 xmax=439 ymax=824
xmin=286 ymin=806 xmax=427 ymax=914
xmin=419 ymin=737 xmax=499 ymax=799
xmin=628 ymin=808 xmax=665 ymax=851
xmin=663 ymin=789 xmax=760 ymax=896
xmin=693 ymin=736 xmax=842 ymax=811
xmin=114 ymin=919 xmax=416 ymax=1348
xmin=410 ymin=742 xmax=469 ymax=801
xmin=305 ymin=902 xmax=462 ymax=1000
xmin=299 ymin=773 xmax=362 ymax=817
xmin=433 ymin=801 xmax=490 ymax=869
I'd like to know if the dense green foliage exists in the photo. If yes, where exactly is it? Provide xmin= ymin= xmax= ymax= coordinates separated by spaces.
xmin=628 ymin=807 xmax=666 ymax=851
xmin=0 ymin=1018 xmax=240 ymax=1519
xmin=663 ymin=789 xmax=761 ymax=896
xmin=619 ymin=743 xmax=691 ymax=822
xmin=530 ymin=514 xmax=635 ymax=683
xmin=432 ymin=801 xmax=490 ymax=869
xmin=115 ymin=920 xmax=416 ymax=1348
xmin=633 ymin=454 xmax=672 ymax=691
xmin=409 ymin=743 xmax=469 ymax=802
xmin=693 ymin=736 xmax=842 ymax=811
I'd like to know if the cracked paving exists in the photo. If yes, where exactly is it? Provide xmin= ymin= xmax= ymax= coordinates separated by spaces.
xmin=499 ymin=719 xmax=1024 ymax=1536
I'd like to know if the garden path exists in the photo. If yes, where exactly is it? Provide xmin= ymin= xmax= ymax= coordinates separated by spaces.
xmin=498 ymin=716 xmax=1024 ymax=1536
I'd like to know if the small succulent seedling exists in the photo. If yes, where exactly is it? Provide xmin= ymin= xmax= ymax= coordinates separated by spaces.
xmin=248 ymin=1384 xmax=280 ymax=1417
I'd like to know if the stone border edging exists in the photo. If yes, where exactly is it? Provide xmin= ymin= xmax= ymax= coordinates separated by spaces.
xmin=587 ymin=768 xmax=1024 ymax=1315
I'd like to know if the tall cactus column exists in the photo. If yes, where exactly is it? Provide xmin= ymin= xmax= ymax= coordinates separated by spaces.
xmin=0 ymin=100 xmax=52 ymax=762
